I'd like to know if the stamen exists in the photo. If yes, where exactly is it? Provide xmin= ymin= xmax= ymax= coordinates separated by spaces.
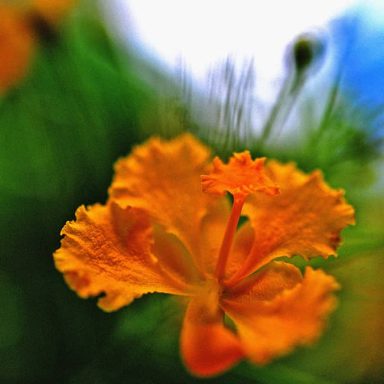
xmin=215 ymin=195 xmax=245 ymax=281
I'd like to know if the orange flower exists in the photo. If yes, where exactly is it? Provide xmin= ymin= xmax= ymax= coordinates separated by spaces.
xmin=54 ymin=134 xmax=355 ymax=377
xmin=0 ymin=0 xmax=74 ymax=92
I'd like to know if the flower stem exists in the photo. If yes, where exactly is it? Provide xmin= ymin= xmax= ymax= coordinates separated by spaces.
xmin=215 ymin=195 xmax=245 ymax=282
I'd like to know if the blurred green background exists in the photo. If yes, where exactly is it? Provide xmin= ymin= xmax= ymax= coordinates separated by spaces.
xmin=0 ymin=2 xmax=383 ymax=383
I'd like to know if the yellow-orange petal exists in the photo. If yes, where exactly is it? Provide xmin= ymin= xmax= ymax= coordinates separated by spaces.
xmin=0 ymin=5 xmax=35 ymax=92
xmin=225 ymin=261 xmax=302 ymax=301
xmin=224 ymin=221 xmax=255 ymax=278
xmin=180 ymin=296 xmax=244 ymax=377
xmin=198 ymin=197 xmax=231 ymax=276
xmin=222 ymin=264 xmax=339 ymax=364
xmin=54 ymin=202 xmax=188 ymax=312
xmin=228 ymin=161 xmax=355 ymax=284
xmin=109 ymin=134 xmax=222 ymax=275
xmin=152 ymin=224 xmax=201 ymax=287
xmin=201 ymin=152 xmax=279 ymax=199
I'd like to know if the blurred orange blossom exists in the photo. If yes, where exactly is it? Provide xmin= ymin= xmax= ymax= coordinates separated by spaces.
xmin=54 ymin=134 xmax=355 ymax=376
xmin=0 ymin=0 xmax=75 ymax=92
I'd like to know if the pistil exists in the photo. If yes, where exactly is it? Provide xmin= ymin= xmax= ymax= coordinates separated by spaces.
xmin=215 ymin=195 xmax=245 ymax=282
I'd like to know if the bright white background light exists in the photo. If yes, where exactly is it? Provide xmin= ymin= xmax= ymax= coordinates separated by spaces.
xmin=110 ymin=0 xmax=358 ymax=90
xmin=102 ymin=0 xmax=384 ymax=140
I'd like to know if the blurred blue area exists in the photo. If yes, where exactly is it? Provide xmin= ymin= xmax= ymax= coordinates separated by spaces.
xmin=332 ymin=3 xmax=384 ymax=141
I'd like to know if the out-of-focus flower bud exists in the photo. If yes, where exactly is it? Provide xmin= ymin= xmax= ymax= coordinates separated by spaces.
xmin=287 ymin=32 xmax=325 ymax=77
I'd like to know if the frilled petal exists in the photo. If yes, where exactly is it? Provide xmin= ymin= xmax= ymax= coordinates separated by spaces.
xmin=180 ymin=295 xmax=244 ymax=377
xmin=201 ymin=152 xmax=279 ymax=199
xmin=222 ymin=263 xmax=339 ymax=364
xmin=54 ymin=202 xmax=190 ymax=312
xmin=228 ymin=161 xmax=355 ymax=284
xmin=0 ymin=5 xmax=35 ymax=92
xmin=109 ymin=134 xmax=223 ymax=274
